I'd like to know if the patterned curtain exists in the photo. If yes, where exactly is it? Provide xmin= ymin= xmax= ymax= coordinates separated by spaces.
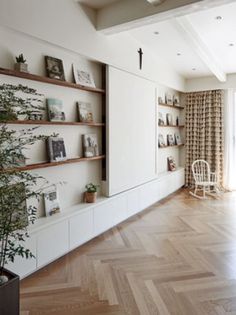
xmin=185 ymin=90 xmax=224 ymax=186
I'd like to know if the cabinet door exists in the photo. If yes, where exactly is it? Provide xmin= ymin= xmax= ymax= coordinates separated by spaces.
xmin=127 ymin=189 xmax=140 ymax=218
xmin=140 ymin=181 xmax=159 ymax=210
xmin=93 ymin=201 xmax=114 ymax=236
xmin=7 ymin=234 xmax=37 ymax=279
xmin=37 ymin=221 xmax=69 ymax=268
xmin=69 ymin=210 xmax=93 ymax=250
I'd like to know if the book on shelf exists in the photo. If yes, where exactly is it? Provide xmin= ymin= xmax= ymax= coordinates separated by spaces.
xmin=167 ymin=134 xmax=175 ymax=146
xmin=47 ymin=137 xmax=67 ymax=162
xmin=175 ymin=133 xmax=182 ymax=145
xmin=158 ymin=134 xmax=166 ymax=148
xmin=82 ymin=134 xmax=99 ymax=158
xmin=167 ymin=156 xmax=176 ymax=171
xmin=77 ymin=101 xmax=93 ymax=123
xmin=166 ymin=113 xmax=173 ymax=126
xmin=43 ymin=187 xmax=61 ymax=217
xmin=158 ymin=112 xmax=165 ymax=126
xmin=47 ymin=98 xmax=65 ymax=122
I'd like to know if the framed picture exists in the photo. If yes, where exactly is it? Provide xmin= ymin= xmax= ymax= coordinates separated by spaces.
xmin=158 ymin=134 xmax=166 ymax=148
xmin=47 ymin=137 xmax=67 ymax=162
xmin=166 ymin=113 xmax=173 ymax=126
xmin=73 ymin=64 xmax=95 ymax=88
xmin=167 ymin=134 xmax=175 ymax=146
xmin=175 ymin=133 xmax=182 ymax=145
xmin=77 ymin=101 xmax=93 ymax=123
xmin=82 ymin=134 xmax=99 ymax=158
xmin=173 ymin=95 xmax=180 ymax=106
xmin=43 ymin=187 xmax=61 ymax=217
xmin=47 ymin=98 xmax=65 ymax=122
xmin=167 ymin=156 xmax=176 ymax=171
xmin=166 ymin=93 xmax=173 ymax=105
xmin=45 ymin=56 xmax=65 ymax=81
xmin=158 ymin=96 xmax=164 ymax=105
xmin=158 ymin=112 xmax=165 ymax=126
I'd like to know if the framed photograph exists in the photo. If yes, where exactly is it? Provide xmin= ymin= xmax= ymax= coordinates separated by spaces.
xmin=173 ymin=95 xmax=180 ymax=106
xmin=45 ymin=56 xmax=65 ymax=81
xmin=167 ymin=156 xmax=176 ymax=171
xmin=167 ymin=134 xmax=175 ymax=146
xmin=175 ymin=133 xmax=182 ymax=145
xmin=166 ymin=113 xmax=173 ymax=126
xmin=73 ymin=64 xmax=95 ymax=88
xmin=166 ymin=93 xmax=173 ymax=105
xmin=47 ymin=98 xmax=65 ymax=122
xmin=47 ymin=137 xmax=67 ymax=162
xmin=82 ymin=134 xmax=99 ymax=158
xmin=158 ymin=134 xmax=166 ymax=148
xmin=158 ymin=112 xmax=165 ymax=126
xmin=77 ymin=101 xmax=93 ymax=122
xmin=43 ymin=187 xmax=60 ymax=217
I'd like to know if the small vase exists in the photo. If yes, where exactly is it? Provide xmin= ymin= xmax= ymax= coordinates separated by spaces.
xmin=84 ymin=192 xmax=97 ymax=203
xmin=14 ymin=62 xmax=28 ymax=73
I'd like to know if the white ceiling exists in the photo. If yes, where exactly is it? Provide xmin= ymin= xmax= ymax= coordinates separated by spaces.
xmin=130 ymin=1 xmax=236 ymax=79
xmin=77 ymin=0 xmax=120 ymax=9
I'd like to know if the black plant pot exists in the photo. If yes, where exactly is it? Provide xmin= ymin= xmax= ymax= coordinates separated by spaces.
xmin=0 ymin=268 xmax=19 ymax=315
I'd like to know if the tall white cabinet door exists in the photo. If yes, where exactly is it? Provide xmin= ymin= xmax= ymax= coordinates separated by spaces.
xmin=93 ymin=201 xmax=114 ymax=236
xmin=7 ymin=234 xmax=37 ymax=278
xmin=69 ymin=209 xmax=93 ymax=250
xmin=37 ymin=221 xmax=69 ymax=268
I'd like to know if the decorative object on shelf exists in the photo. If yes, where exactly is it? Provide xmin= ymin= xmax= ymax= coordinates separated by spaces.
xmin=47 ymin=136 xmax=67 ymax=162
xmin=82 ymin=133 xmax=99 ymax=158
xmin=137 ymin=48 xmax=143 ymax=70
xmin=47 ymin=98 xmax=65 ymax=122
xmin=158 ymin=96 xmax=164 ymax=104
xmin=176 ymin=116 xmax=179 ymax=126
xmin=166 ymin=93 xmax=173 ymax=105
xmin=173 ymin=94 xmax=180 ymax=106
xmin=0 ymin=84 xmax=44 ymax=121
xmin=166 ymin=113 xmax=173 ymax=126
xmin=167 ymin=134 xmax=175 ymax=146
xmin=77 ymin=101 xmax=93 ymax=123
xmin=72 ymin=64 xmax=95 ymax=88
xmin=28 ymin=111 xmax=43 ymax=121
xmin=158 ymin=112 xmax=165 ymax=126
xmin=175 ymin=133 xmax=182 ymax=145
xmin=0 ymin=124 xmax=48 ymax=313
xmin=158 ymin=134 xmax=166 ymax=147
xmin=43 ymin=186 xmax=61 ymax=216
xmin=14 ymin=53 xmax=28 ymax=73
xmin=167 ymin=156 xmax=176 ymax=171
xmin=45 ymin=56 xmax=65 ymax=81
xmin=84 ymin=183 xmax=99 ymax=203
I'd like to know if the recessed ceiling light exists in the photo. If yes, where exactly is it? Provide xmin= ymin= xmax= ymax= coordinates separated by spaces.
xmin=229 ymin=43 xmax=234 ymax=47
xmin=192 ymin=68 xmax=196 ymax=71
xmin=154 ymin=31 xmax=159 ymax=35
xmin=216 ymin=16 xmax=222 ymax=20
xmin=177 ymin=53 xmax=181 ymax=56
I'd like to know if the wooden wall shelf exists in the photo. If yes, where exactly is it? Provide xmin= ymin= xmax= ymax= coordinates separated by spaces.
xmin=0 ymin=67 xmax=105 ymax=95
xmin=3 ymin=155 xmax=106 ymax=172
xmin=159 ymin=103 xmax=184 ymax=110
xmin=3 ymin=120 xmax=105 ymax=127
xmin=158 ymin=125 xmax=185 ymax=128
xmin=159 ymin=144 xmax=184 ymax=149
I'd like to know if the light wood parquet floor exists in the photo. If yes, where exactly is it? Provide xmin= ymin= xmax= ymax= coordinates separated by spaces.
xmin=20 ymin=189 xmax=236 ymax=315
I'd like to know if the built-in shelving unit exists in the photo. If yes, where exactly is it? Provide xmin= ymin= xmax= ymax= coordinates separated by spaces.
xmin=0 ymin=67 xmax=105 ymax=94
xmin=159 ymin=103 xmax=184 ymax=110
xmin=3 ymin=120 xmax=105 ymax=127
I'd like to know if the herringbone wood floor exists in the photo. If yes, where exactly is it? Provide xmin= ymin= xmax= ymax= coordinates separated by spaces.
xmin=20 ymin=189 xmax=236 ymax=315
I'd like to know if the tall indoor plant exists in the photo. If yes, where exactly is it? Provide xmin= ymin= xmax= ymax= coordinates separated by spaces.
xmin=0 ymin=83 xmax=47 ymax=314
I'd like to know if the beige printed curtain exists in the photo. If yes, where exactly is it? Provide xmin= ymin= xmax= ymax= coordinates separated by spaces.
xmin=185 ymin=90 xmax=224 ymax=186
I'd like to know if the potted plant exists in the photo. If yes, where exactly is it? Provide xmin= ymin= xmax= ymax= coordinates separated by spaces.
xmin=14 ymin=53 xmax=28 ymax=73
xmin=84 ymin=183 xmax=99 ymax=203
xmin=0 ymin=84 xmax=48 ymax=314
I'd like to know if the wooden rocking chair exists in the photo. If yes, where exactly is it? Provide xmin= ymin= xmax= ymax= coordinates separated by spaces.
xmin=189 ymin=160 xmax=220 ymax=199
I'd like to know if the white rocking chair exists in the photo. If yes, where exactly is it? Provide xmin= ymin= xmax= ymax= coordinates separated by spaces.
xmin=189 ymin=160 xmax=220 ymax=199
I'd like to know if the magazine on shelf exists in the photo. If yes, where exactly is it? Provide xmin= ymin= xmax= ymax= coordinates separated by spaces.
xmin=47 ymin=137 xmax=67 ymax=162
xmin=77 ymin=101 xmax=93 ymax=122
xmin=47 ymin=98 xmax=65 ymax=122
xmin=82 ymin=134 xmax=99 ymax=158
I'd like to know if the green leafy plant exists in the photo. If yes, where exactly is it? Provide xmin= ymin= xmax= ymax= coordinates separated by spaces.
xmin=0 ymin=84 xmax=45 ymax=121
xmin=15 ymin=53 xmax=26 ymax=64
xmin=85 ymin=183 xmax=99 ymax=193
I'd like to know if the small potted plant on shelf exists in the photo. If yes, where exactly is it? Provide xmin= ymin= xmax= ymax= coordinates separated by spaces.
xmin=14 ymin=53 xmax=28 ymax=73
xmin=84 ymin=183 xmax=99 ymax=203
xmin=0 ymin=84 xmax=48 ymax=314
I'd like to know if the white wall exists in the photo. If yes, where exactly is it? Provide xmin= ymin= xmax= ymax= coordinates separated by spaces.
xmin=0 ymin=0 xmax=185 ymax=91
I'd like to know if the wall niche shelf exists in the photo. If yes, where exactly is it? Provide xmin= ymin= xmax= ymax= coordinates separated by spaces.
xmin=0 ymin=67 xmax=105 ymax=95
xmin=3 ymin=120 xmax=105 ymax=127
xmin=159 ymin=144 xmax=184 ymax=149
xmin=158 ymin=125 xmax=185 ymax=128
xmin=3 ymin=155 xmax=106 ymax=172
xmin=159 ymin=103 xmax=184 ymax=110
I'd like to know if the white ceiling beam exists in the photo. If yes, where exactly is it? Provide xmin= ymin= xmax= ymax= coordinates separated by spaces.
xmin=175 ymin=16 xmax=226 ymax=82
xmin=97 ymin=0 xmax=236 ymax=35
